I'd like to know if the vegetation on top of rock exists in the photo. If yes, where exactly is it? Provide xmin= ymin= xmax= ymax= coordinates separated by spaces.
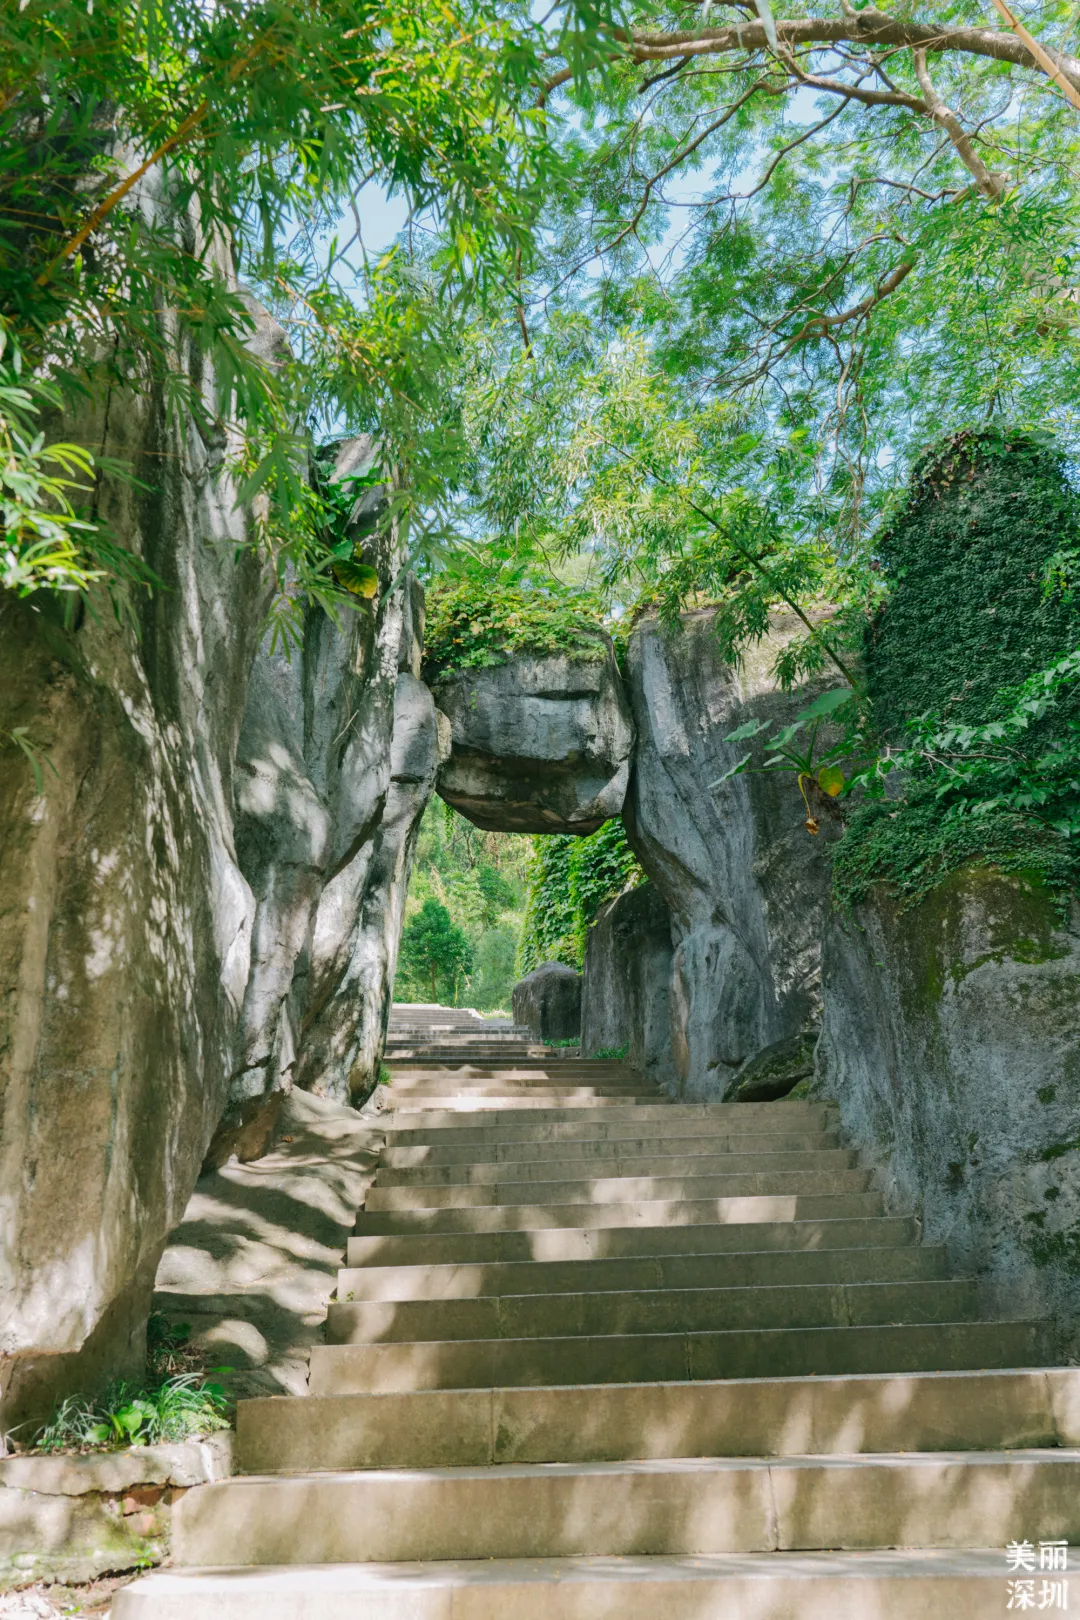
xmin=422 ymin=576 xmax=609 ymax=682
xmin=517 ymin=819 xmax=643 ymax=973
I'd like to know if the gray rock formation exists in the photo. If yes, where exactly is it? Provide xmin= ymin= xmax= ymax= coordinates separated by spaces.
xmin=818 ymin=868 xmax=1080 ymax=1355
xmin=0 ymin=312 xmax=437 ymax=1423
xmin=210 ymin=439 xmax=443 ymax=1154
xmin=727 ymin=1031 xmax=817 ymax=1103
xmin=623 ymin=609 xmax=838 ymax=1099
xmin=0 ymin=279 xmax=274 ymax=1428
xmin=512 ymin=962 xmax=581 ymax=1043
xmin=432 ymin=635 xmax=633 ymax=833
xmin=580 ymin=883 xmax=674 ymax=1083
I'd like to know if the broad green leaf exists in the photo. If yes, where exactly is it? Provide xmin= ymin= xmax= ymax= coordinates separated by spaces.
xmin=817 ymin=764 xmax=845 ymax=797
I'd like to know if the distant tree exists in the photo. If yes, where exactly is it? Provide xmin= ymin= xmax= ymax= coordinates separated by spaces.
xmin=398 ymin=899 xmax=474 ymax=1003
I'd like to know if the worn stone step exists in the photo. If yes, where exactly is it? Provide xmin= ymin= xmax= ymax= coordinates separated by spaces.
xmin=330 ymin=1273 xmax=972 ymax=1346
xmin=108 ymin=1548 xmax=1080 ymax=1620
xmin=365 ymin=1169 xmax=875 ymax=1213
xmin=387 ymin=1092 xmax=661 ymax=1108
xmin=308 ymin=1319 xmax=1046 ymax=1394
xmin=388 ymin=1088 xmax=660 ymax=1101
xmin=383 ymin=1101 xmax=836 ymax=1138
xmin=355 ymin=1191 xmax=886 ymax=1235
xmin=173 ymin=1450 xmax=1080 ymax=1566
xmin=326 ymin=1279 xmax=979 ymax=1347
xmin=379 ymin=1130 xmax=844 ymax=1168
xmin=374 ymin=1149 xmax=860 ymax=1189
xmin=236 ymin=1367 xmax=1080 ymax=1473
xmin=345 ymin=1214 xmax=921 ymax=1269
xmin=336 ymin=1243 xmax=949 ymax=1302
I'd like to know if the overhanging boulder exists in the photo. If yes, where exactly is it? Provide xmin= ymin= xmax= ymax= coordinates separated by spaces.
xmin=431 ymin=636 xmax=633 ymax=834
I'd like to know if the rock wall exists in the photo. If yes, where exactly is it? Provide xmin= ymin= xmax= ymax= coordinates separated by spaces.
xmin=818 ymin=868 xmax=1080 ymax=1354
xmin=0 ymin=344 xmax=435 ymax=1423
xmin=432 ymin=635 xmax=633 ymax=833
xmin=623 ymin=609 xmax=837 ymax=1099
xmin=0 ymin=304 xmax=269 ymax=1428
xmin=580 ymin=883 xmax=674 ymax=1084
xmin=215 ymin=445 xmax=439 ymax=1154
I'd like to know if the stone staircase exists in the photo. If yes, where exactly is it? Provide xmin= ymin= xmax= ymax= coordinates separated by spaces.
xmin=115 ymin=1012 xmax=1080 ymax=1616
xmin=385 ymin=1001 xmax=548 ymax=1063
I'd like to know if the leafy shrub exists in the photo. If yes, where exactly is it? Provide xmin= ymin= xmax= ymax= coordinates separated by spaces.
xmin=32 ymin=1374 xmax=231 ymax=1454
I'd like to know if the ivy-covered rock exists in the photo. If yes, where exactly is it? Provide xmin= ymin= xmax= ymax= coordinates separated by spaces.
xmin=866 ymin=429 xmax=1080 ymax=735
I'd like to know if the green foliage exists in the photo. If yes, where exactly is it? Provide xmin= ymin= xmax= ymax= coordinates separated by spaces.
xmin=593 ymin=1045 xmax=628 ymax=1060
xmin=517 ymin=818 xmax=643 ymax=972
xmin=396 ymin=799 xmax=529 ymax=1010
xmin=423 ymin=573 xmax=609 ymax=682
xmin=866 ymin=431 xmax=1080 ymax=736
xmin=32 ymin=1370 xmax=231 ymax=1454
xmin=0 ymin=0 xmax=620 ymax=611
xmin=397 ymin=898 xmax=474 ymax=1003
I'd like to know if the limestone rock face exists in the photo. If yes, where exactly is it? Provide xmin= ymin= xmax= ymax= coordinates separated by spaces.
xmin=581 ymin=884 xmax=674 ymax=1084
xmin=0 ymin=338 xmax=436 ymax=1421
xmin=432 ymin=637 xmax=633 ymax=834
xmin=512 ymin=962 xmax=582 ymax=1043
xmin=818 ymin=868 xmax=1080 ymax=1356
xmin=210 ymin=437 xmax=440 ymax=1153
xmin=0 ymin=296 xmax=272 ymax=1428
xmin=623 ymin=609 xmax=838 ymax=1099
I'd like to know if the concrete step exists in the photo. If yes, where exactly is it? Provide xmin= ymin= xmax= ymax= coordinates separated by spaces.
xmin=308 ymin=1318 xmax=1046 ymax=1394
xmin=236 ymin=1367 xmax=1080 ymax=1473
xmin=172 ymin=1450 xmax=1080 ymax=1565
xmin=383 ymin=1101 xmax=836 ymax=1137
xmin=384 ymin=1087 xmax=658 ymax=1102
xmin=379 ymin=1130 xmax=844 ymax=1167
xmin=346 ymin=1214 xmax=922 ymax=1269
xmin=373 ymin=1148 xmax=860 ymax=1188
xmin=326 ymin=1278 xmax=980 ymax=1345
xmin=336 ymin=1242 xmax=949 ymax=1301
xmin=109 ymin=1548 xmax=1080 ymax=1620
xmin=355 ymin=1191 xmax=886 ymax=1235
xmin=364 ymin=1168 xmax=875 ymax=1211
xmin=387 ymin=1092 xmax=663 ymax=1109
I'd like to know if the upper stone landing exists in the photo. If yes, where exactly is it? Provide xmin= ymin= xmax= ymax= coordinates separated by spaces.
xmin=430 ymin=634 xmax=633 ymax=834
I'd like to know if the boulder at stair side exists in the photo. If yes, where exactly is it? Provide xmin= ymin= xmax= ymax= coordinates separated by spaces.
xmin=727 ymin=1030 xmax=818 ymax=1103
xmin=431 ymin=636 xmax=633 ymax=834
xmin=512 ymin=962 xmax=582 ymax=1043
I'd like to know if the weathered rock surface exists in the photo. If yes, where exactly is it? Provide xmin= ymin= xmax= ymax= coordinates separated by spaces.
xmin=0 ymin=1435 xmax=233 ymax=1587
xmin=728 ymin=1030 xmax=817 ymax=1103
xmin=818 ymin=868 xmax=1080 ymax=1354
xmin=512 ymin=963 xmax=581 ymax=1043
xmin=580 ymin=883 xmax=674 ymax=1083
xmin=432 ymin=636 xmax=633 ymax=834
xmin=0 ymin=310 xmax=435 ymax=1422
xmin=213 ymin=437 xmax=439 ymax=1150
xmin=623 ymin=609 xmax=839 ymax=1099
xmin=0 ymin=276 xmax=272 ymax=1429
